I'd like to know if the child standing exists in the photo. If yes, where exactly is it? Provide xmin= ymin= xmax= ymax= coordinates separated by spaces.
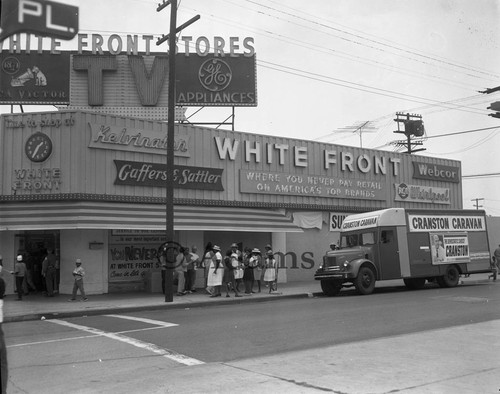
xmin=69 ymin=258 xmax=88 ymax=301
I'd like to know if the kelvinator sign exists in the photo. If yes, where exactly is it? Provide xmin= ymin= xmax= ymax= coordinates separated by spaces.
xmin=0 ymin=33 xmax=256 ymax=106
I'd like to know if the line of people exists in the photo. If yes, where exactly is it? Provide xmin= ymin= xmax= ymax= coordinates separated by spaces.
xmin=202 ymin=242 xmax=278 ymax=298
xmin=159 ymin=242 xmax=279 ymax=297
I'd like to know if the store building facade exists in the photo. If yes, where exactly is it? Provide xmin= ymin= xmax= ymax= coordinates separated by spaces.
xmin=0 ymin=110 xmax=465 ymax=295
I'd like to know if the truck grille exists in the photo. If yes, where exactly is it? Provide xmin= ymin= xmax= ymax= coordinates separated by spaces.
xmin=323 ymin=255 xmax=339 ymax=269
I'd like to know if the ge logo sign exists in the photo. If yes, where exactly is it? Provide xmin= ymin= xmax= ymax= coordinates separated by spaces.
xmin=198 ymin=58 xmax=232 ymax=92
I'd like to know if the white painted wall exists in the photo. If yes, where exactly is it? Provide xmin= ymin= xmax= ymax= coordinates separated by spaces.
xmin=60 ymin=229 xmax=108 ymax=295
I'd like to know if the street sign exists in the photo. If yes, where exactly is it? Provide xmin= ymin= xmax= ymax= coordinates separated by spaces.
xmin=0 ymin=0 xmax=79 ymax=41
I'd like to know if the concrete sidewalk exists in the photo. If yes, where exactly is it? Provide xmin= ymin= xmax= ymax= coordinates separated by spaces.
xmin=3 ymin=276 xmax=493 ymax=323
xmin=3 ymin=280 xmax=322 ymax=323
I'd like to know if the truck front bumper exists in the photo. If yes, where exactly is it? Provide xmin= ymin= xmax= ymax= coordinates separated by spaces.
xmin=314 ymin=270 xmax=355 ymax=281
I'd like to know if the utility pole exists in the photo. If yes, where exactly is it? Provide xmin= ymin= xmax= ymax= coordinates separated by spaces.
xmin=471 ymin=198 xmax=484 ymax=210
xmin=392 ymin=112 xmax=426 ymax=154
xmin=156 ymin=0 xmax=199 ymax=302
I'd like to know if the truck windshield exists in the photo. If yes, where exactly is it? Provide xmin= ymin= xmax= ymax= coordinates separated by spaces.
xmin=341 ymin=234 xmax=358 ymax=247
xmin=361 ymin=232 xmax=375 ymax=245
xmin=340 ymin=232 xmax=375 ymax=247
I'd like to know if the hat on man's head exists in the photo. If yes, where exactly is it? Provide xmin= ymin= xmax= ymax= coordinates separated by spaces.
xmin=230 ymin=243 xmax=238 ymax=248
xmin=251 ymin=248 xmax=261 ymax=254
xmin=16 ymin=255 xmax=23 ymax=262
xmin=212 ymin=245 xmax=221 ymax=252
xmin=265 ymin=244 xmax=272 ymax=250
xmin=75 ymin=258 xmax=82 ymax=264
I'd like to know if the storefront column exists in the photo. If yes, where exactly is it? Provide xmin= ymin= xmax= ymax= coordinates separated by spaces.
xmin=272 ymin=232 xmax=287 ymax=283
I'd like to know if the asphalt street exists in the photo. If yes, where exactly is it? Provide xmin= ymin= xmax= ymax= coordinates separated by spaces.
xmin=4 ymin=280 xmax=500 ymax=393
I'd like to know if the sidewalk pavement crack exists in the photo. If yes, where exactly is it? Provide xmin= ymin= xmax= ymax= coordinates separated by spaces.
xmin=223 ymin=363 xmax=345 ymax=393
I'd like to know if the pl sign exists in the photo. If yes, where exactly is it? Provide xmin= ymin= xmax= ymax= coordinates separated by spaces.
xmin=0 ymin=0 xmax=79 ymax=41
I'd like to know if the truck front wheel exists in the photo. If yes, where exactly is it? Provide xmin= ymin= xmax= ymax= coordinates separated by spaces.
xmin=355 ymin=267 xmax=376 ymax=295
xmin=321 ymin=280 xmax=342 ymax=296
xmin=438 ymin=265 xmax=460 ymax=288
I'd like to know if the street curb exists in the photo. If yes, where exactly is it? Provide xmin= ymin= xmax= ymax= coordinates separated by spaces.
xmin=4 ymin=292 xmax=321 ymax=323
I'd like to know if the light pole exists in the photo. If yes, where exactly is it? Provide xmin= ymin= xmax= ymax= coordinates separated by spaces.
xmin=156 ymin=0 xmax=199 ymax=302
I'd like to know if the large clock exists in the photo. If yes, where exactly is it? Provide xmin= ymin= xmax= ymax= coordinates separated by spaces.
xmin=25 ymin=132 xmax=53 ymax=162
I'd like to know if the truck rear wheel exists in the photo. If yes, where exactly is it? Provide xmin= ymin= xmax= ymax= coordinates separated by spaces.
xmin=403 ymin=278 xmax=426 ymax=290
xmin=438 ymin=265 xmax=460 ymax=288
xmin=321 ymin=280 xmax=342 ymax=296
xmin=354 ymin=267 xmax=376 ymax=295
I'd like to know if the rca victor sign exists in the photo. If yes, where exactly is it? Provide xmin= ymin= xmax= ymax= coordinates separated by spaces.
xmin=0 ymin=52 xmax=70 ymax=104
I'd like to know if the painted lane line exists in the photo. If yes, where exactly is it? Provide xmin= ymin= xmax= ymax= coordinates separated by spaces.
xmin=9 ymin=327 xmax=167 ymax=348
xmin=47 ymin=319 xmax=204 ymax=366
xmin=104 ymin=314 xmax=179 ymax=328
xmin=8 ymin=334 xmax=100 ymax=348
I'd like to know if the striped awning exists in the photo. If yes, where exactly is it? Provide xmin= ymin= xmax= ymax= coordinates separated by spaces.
xmin=0 ymin=201 xmax=302 ymax=233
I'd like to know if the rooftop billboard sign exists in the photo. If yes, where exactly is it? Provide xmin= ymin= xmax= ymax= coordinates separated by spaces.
xmin=0 ymin=33 xmax=257 ymax=108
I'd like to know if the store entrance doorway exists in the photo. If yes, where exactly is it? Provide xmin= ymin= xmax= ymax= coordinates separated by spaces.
xmin=15 ymin=231 xmax=60 ymax=294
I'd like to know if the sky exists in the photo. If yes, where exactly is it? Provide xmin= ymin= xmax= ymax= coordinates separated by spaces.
xmin=1 ymin=0 xmax=500 ymax=215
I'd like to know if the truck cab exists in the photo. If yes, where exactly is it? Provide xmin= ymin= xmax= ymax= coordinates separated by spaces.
xmin=315 ymin=208 xmax=491 ymax=296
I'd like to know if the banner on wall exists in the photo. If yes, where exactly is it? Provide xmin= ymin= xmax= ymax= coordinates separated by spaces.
xmin=329 ymin=212 xmax=349 ymax=232
xmin=108 ymin=231 xmax=165 ymax=282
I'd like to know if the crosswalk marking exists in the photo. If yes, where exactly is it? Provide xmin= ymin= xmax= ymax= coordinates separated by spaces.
xmin=104 ymin=314 xmax=179 ymax=328
xmin=47 ymin=319 xmax=204 ymax=366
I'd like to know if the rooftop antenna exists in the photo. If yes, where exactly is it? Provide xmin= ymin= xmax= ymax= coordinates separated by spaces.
xmin=334 ymin=121 xmax=378 ymax=148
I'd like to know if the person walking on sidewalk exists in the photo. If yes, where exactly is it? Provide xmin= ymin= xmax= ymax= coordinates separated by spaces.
xmin=41 ymin=249 xmax=57 ymax=297
xmin=69 ymin=259 xmax=88 ymax=301
xmin=490 ymin=244 xmax=500 ymax=281
xmin=10 ymin=255 xmax=26 ymax=301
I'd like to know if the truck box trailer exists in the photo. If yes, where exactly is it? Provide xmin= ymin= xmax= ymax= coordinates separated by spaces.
xmin=314 ymin=208 xmax=492 ymax=296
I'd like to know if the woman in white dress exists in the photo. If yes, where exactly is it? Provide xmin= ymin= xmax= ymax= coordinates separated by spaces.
xmin=207 ymin=245 xmax=224 ymax=297
xmin=264 ymin=250 xmax=277 ymax=293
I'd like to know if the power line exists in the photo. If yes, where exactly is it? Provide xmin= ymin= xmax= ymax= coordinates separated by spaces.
xmin=258 ymin=60 xmax=488 ymax=115
xmin=240 ymin=0 xmax=500 ymax=81
xmin=423 ymin=126 xmax=500 ymax=139
xmin=462 ymin=172 xmax=500 ymax=179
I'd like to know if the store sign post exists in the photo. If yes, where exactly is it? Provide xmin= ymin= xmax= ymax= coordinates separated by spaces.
xmin=0 ymin=0 xmax=79 ymax=41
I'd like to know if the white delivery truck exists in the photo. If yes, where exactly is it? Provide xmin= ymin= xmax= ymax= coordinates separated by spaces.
xmin=314 ymin=208 xmax=492 ymax=296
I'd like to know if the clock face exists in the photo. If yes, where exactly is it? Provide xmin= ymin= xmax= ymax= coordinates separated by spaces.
xmin=25 ymin=132 xmax=53 ymax=163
